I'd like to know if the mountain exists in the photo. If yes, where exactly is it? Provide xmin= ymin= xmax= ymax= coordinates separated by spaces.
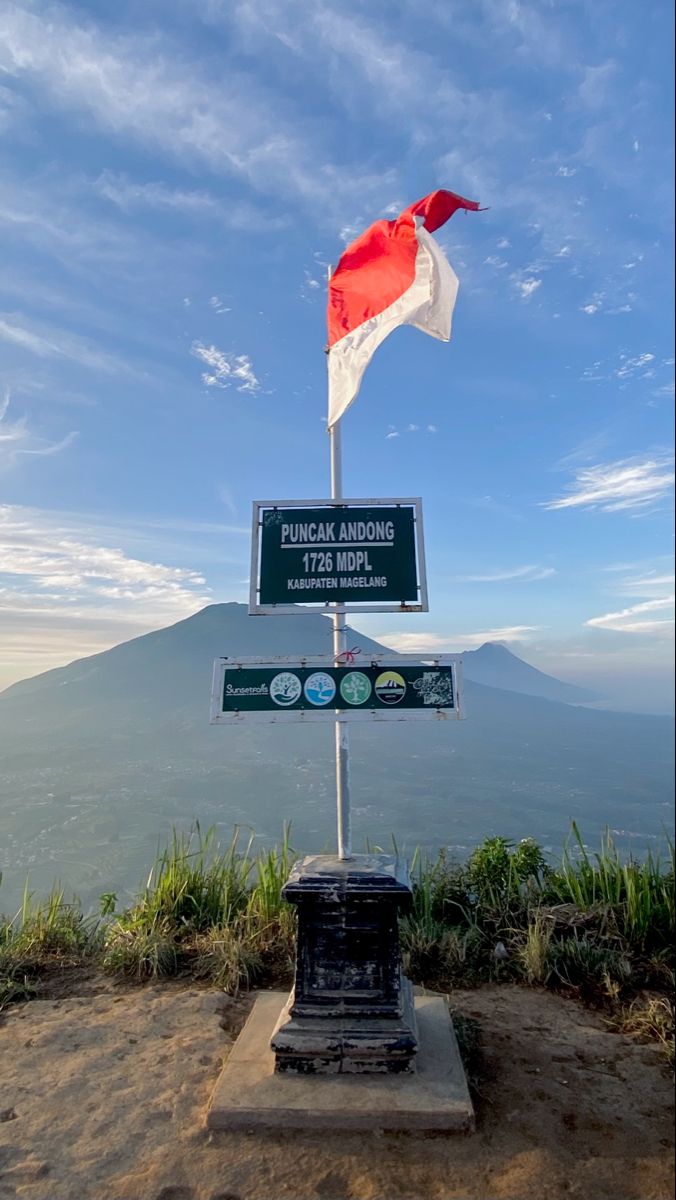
xmin=0 ymin=604 xmax=672 ymax=914
xmin=461 ymin=642 xmax=598 ymax=704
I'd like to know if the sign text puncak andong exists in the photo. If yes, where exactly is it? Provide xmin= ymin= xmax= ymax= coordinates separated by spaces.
xmin=250 ymin=499 xmax=427 ymax=613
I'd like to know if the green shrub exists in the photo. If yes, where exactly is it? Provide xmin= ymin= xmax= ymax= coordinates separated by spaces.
xmin=546 ymin=932 xmax=632 ymax=994
xmin=546 ymin=824 xmax=675 ymax=956
xmin=0 ymin=882 xmax=96 ymax=973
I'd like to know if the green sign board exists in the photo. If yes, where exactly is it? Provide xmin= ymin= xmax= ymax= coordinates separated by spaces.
xmin=218 ymin=664 xmax=456 ymax=714
xmin=251 ymin=500 xmax=426 ymax=612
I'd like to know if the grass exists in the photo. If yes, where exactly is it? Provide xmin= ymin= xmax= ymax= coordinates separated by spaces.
xmin=0 ymin=874 xmax=100 ymax=1012
xmin=100 ymin=823 xmax=295 ymax=986
xmin=1 ymin=825 xmax=673 ymax=1059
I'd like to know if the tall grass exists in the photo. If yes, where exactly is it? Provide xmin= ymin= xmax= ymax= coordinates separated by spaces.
xmin=1 ymin=824 xmax=673 ymax=1058
xmin=0 ymin=874 xmax=98 ymax=1010
xmin=1 ymin=878 xmax=97 ymax=965
xmin=546 ymin=823 xmax=675 ymax=953
xmin=101 ymin=823 xmax=295 ymax=984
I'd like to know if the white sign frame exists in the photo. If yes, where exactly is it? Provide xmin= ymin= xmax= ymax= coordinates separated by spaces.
xmin=210 ymin=654 xmax=463 ymax=725
xmin=249 ymin=497 xmax=429 ymax=615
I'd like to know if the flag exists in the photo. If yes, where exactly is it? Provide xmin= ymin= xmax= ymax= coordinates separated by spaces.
xmin=327 ymin=189 xmax=480 ymax=428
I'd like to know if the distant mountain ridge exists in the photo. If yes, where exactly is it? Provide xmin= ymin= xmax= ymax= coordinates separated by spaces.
xmin=461 ymin=642 xmax=597 ymax=705
xmin=0 ymin=602 xmax=595 ymax=708
xmin=0 ymin=604 xmax=672 ymax=915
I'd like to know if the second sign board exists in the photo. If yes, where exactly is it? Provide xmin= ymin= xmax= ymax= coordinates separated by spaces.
xmin=210 ymin=656 xmax=463 ymax=724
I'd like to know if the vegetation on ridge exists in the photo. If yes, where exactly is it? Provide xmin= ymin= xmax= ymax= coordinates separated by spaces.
xmin=1 ymin=822 xmax=674 ymax=1063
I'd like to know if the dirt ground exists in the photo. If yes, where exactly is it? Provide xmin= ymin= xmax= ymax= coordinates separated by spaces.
xmin=0 ymin=974 xmax=673 ymax=1200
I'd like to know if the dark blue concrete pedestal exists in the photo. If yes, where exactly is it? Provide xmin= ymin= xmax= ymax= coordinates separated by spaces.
xmin=271 ymin=854 xmax=418 ymax=1074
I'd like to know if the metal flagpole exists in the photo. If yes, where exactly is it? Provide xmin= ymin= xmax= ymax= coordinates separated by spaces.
xmin=330 ymin=418 xmax=352 ymax=860
xmin=327 ymin=263 xmax=352 ymax=861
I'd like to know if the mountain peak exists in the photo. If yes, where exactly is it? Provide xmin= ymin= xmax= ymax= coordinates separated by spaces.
xmin=462 ymin=640 xmax=598 ymax=704
xmin=473 ymin=641 xmax=520 ymax=657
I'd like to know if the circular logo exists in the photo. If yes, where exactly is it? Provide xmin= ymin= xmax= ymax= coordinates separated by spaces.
xmin=303 ymin=671 xmax=336 ymax=706
xmin=269 ymin=672 xmax=302 ymax=707
xmin=374 ymin=670 xmax=407 ymax=705
xmin=339 ymin=671 xmax=372 ymax=706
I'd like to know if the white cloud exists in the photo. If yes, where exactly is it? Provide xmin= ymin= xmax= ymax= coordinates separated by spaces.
xmin=512 ymin=277 xmax=541 ymax=300
xmin=385 ymin=431 xmax=400 ymax=440
xmin=586 ymin=596 xmax=674 ymax=637
xmin=191 ymin=341 xmax=260 ymax=392
xmin=0 ymin=4 xmax=393 ymax=217
xmin=555 ymin=166 xmax=577 ymax=177
xmin=615 ymin=352 xmax=656 ymax=380
xmin=0 ymin=504 xmax=213 ymax=687
xmin=378 ymin=626 xmax=542 ymax=653
xmin=0 ymin=312 xmax=123 ymax=373
xmin=209 ymin=295 xmax=231 ymax=314
xmin=457 ymin=565 xmax=556 ymax=583
xmin=94 ymin=170 xmax=287 ymax=232
xmin=543 ymin=455 xmax=675 ymax=514
xmin=613 ymin=571 xmax=675 ymax=598
xmin=578 ymin=61 xmax=617 ymax=108
xmin=0 ymin=392 xmax=78 ymax=469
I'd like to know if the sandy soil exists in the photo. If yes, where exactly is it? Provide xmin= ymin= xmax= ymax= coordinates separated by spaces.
xmin=0 ymin=974 xmax=673 ymax=1200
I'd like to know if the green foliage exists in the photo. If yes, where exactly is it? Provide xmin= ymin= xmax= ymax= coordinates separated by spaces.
xmin=545 ymin=824 xmax=675 ymax=954
xmin=546 ymin=933 xmax=632 ymax=994
xmin=0 ymin=880 xmax=98 ymax=1007
xmin=136 ymin=823 xmax=254 ymax=931
xmin=102 ymin=917 xmax=178 ymax=979
xmin=467 ymin=836 xmax=547 ymax=906
xmin=99 ymin=823 xmax=295 ymax=987
xmin=0 ymin=881 xmax=97 ymax=970
xmin=401 ymin=916 xmax=485 ymax=987
xmin=1 ymin=823 xmax=673 ymax=1063
xmin=408 ymin=847 xmax=471 ymax=927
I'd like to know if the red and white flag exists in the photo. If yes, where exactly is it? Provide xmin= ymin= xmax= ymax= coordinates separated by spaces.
xmin=327 ymin=189 xmax=480 ymax=428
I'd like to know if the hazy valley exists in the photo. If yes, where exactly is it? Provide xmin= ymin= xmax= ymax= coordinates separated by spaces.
xmin=0 ymin=603 xmax=673 ymax=914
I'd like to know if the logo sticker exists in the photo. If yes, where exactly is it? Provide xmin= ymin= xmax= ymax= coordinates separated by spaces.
xmin=304 ymin=671 xmax=336 ymax=706
xmin=412 ymin=672 xmax=455 ymax=707
xmin=269 ymin=672 xmax=302 ymax=707
xmin=374 ymin=670 xmax=407 ymax=705
xmin=339 ymin=671 xmax=372 ymax=706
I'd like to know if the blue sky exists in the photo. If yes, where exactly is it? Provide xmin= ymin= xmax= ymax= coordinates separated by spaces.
xmin=0 ymin=0 xmax=674 ymax=712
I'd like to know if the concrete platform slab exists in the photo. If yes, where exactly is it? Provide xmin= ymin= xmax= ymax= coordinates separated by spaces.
xmin=206 ymin=990 xmax=475 ymax=1133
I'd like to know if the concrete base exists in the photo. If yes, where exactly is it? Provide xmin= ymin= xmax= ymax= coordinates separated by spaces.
xmin=271 ymin=975 xmax=419 ymax=1074
xmin=207 ymin=991 xmax=475 ymax=1133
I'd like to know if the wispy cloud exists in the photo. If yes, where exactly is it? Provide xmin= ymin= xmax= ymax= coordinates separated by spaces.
xmin=385 ymin=423 xmax=438 ymax=440
xmin=191 ymin=342 xmax=260 ymax=392
xmin=0 ymin=313 xmax=123 ymax=373
xmin=0 ymin=3 xmax=390 ymax=217
xmin=606 ymin=565 xmax=675 ymax=599
xmin=586 ymin=596 xmax=674 ymax=637
xmin=0 ymin=392 xmax=77 ymax=469
xmin=543 ymin=455 xmax=675 ymax=514
xmin=209 ymin=295 xmax=231 ymax=315
xmin=457 ymin=565 xmax=556 ymax=583
xmin=94 ymin=170 xmax=287 ymax=232
xmin=614 ymin=352 xmax=656 ymax=380
xmin=0 ymin=503 xmax=213 ymax=687
xmin=377 ymin=626 xmax=542 ymax=653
